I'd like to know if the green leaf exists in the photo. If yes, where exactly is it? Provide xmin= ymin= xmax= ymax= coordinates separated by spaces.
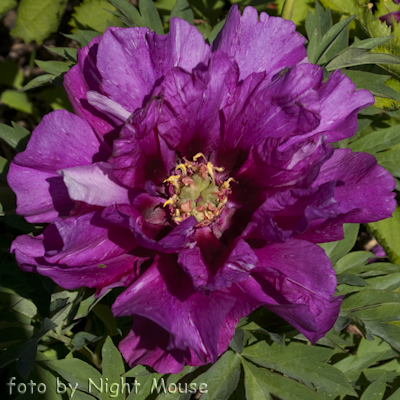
xmin=0 ymin=122 xmax=30 ymax=152
xmin=139 ymin=0 xmax=164 ymax=34
xmin=102 ymin=337 xmax=125 ymax=400
xmin=350 ymin=303 xmax=400 ymax=322
xmin=336 ymin=273 xmax=369 ymax=286
xmin=341 ymin=290 xmax=400 ymax=311
xmin=0 ymin=60 xmax=24 ymax=89
xmin=229 ymin=329 xmax=245 ymax=354
xmin=319 ymin=223 xmax=359 ymax=264
xmin=107 ymin=0 xmax=142 ymax=27
xmin=171 ymin=0 xmax=194 ymax=24
xmin=309 ymin=14 xmax=355 ymax=64
xmin=207 ymin=19 xmax=225 ymax=44
xmin=71 ymin=332 xmax=101 ymax=351
xmin=363 ymin=321 xmax=400 ymax=352
xmin=35 ymin=60 xmax=71 ymax=75
xmin=349 ymin=124 xmax=400 ymax=154
xmin=196 ymin=351 xmax=241 ymax=400
xmin=305 ymin=0 xmax=332 ymax=40
xmin=1 ymin=90 xmax=33 ymax=114
xmin=368 ymin=206 xmax=400 ymax=264
xmin=344 ymin=71 xmax=400 ymax=103
xmin=45 ymin=46 xmax=78 ymax=62
xmin=63 ymin=30 xmax=101 ymax=47
xmin=242 ymin=341 xmax=355 ymax=396
xmin=360 ymin=372 xmax=386 ymax=400
xmin=44 ymin=358 xmax=104 ymax=399
xmin=242 ymin=357 xmax=322 ymax=400
xmin=70 ymin=0 xmax=123 ymax=34
xmin=375 ymin=148 xmax=400 ymax=177
xmin=20 ymin=74 xmax=56 ymax=91
xmin=327 ymin=48 xmax=400 ymax=71
xmin=0 ymin=0 xmax=17 ymax=18
xmin=318 ymin=0 xmax=357 ymax=15
xmin=349 ymin=36 xmax=393 ymax=50
xmin=11 ymin=0 xmax=68 ymax=44
xmin=334 ymin=251 xmax=374 ymax=274
xmin=93 ymin=303 xmax=119 ymax=336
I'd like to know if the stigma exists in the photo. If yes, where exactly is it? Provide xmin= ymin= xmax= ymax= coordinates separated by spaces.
xmin=163 ymin=153 xmax=236 ymax=227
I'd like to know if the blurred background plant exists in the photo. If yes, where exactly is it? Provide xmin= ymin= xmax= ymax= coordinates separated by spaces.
xmin=3 ymin=0 xmax=400 ymax=399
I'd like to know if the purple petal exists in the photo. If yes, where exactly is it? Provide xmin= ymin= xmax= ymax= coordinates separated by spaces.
xmin=311 ymin=70 xmax=374 ymax=143
xmin=59 ymin=162 xmax=131 ymax=207
xmin=379 ymin=11 xmax=400 ymax=26
xmin=239 ymin=240 xmax=341 ymax=342
xmin=113 ymin=255 xmax=236 ymax=364
xmin=11 ymin=226 xmax=145 ymax=293
xmin=44 ymin=211 xmax=136 ymax=267
xmin=8 ymin=110 xmax=107 ymax=222
xmin=86 ymin=91 xmax=131 ymax=122
xmin=212 ymin=5 xmax=306 ymax=81
xmin=157 ymin=50 xmax=238 ymax=158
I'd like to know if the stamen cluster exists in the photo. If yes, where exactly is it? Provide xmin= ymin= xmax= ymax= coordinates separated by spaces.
xmin=163 ymin=153 xmax=234 ymax=226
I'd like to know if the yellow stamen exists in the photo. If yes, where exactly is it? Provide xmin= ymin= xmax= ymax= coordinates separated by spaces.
xmin=207 ymin=162 xmax=216 ymax=182
xmin=222 ymin=177 xmax=237 ymax=190
xmin=164 ymin=175 xmax=181 ymax=192
xmin=163 ymin=195 xmax=177 ymax=208
xmin=193 ymin=153 xmax=207 ymax=162
xmin=175 ymin=164 xmax=187 ymax=176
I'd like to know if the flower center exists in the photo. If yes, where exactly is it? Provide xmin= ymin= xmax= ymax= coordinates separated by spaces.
xmin=163 ymin=153 xmax=235 ymax=227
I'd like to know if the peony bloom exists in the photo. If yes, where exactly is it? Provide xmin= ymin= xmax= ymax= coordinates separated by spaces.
xmin=9 ymin=6 xmax=395 ymax=373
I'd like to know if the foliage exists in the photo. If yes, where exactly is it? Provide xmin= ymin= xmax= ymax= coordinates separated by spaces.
xmin=2 ymin=0 xmax=400 ymax=399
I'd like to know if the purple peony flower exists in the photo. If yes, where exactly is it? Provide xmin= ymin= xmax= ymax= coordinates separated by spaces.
xmin=8 ymin=6 xmax=396 ymax=373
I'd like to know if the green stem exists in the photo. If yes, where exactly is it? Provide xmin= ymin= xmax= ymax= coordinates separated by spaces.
xmin=281 ymin=0 xmax=296 ymax=21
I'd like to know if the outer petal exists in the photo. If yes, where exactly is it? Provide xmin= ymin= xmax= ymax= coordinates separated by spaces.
xmin=11 ymin=227 xmax=145 ymax=293
xmin=212 ymin=5 xmax=306 ymax=81
xmin=240 ymin=240 xmax=342 ymax=342
xmin=44 ymin=211 xmax=136 ymax=267
xmin=311 ymin=70 xmax=374 ymax=143
xmin=64 ymin=36 xmax=117 ymax=137
xmin=113 ymin=255 xmax=237 ymax=364
xmin=59 ymin=162 xmax=131 ymax=207
xmin=7 ymin=110 xmax=107 ymax=222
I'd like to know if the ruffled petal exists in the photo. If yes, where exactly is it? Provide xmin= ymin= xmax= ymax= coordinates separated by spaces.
xmin=240 ymin=240 xmax=341 ymax=342
xmin=310 ymin=70 xmax=374 ymax=143
xmin=212 ymin=5 xmax=306 ymax=81
xmin=157 ymin=50 xmax=238 ymax=159
xmin=60 ymin=162 xmax=131 ymax=207
xmin=11 ymin=227 xmax=145 ymax=293
xmin=44 ymin=211 xmax=136 ymax=267
xmin=113 ymin=255 xmax=237 ymax=364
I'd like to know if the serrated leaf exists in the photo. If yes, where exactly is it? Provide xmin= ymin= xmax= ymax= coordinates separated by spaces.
xmin=11 ymin=0 xmax=67 ymax=45
xmin=139 ymin=0 xmax=163 ymax=34
xmin=305 ymin=1 xmax=332 ymax=40
xmin=171 ymin=0 xmax=194 ymax=24
xmin=364 ymin=321 xmax=400 ymax=352
xmin=0 ymin=122 xmax=30 ymax=152
xmin=242 ymin=357 xmax=322 ymax=400
xmin=242 ymin=341 xmax=355 ymax=396
xmin=196 ymin=351 xmax=241 ymax=400
xmin=368 ymin=206 xmax=400 ymax=264
xmin=336 ymin=273 xmax=370 ymax=286
xmin=20 ymin=74 xmax=56 ymax=91
xmin=70 ymin=0 xmax=123 ymax=34
xmin=349 ymin=124 xmax=400 ymax=154
xmin=319 ymin=223 xmax=359 ymax=264
xmin=35 ymin=60 xmax=71 ymax=75
xmin=45 ymin=46 xmax=78 ymax=62
xmin=318 ymin=0 xmax=357 ymax=15
xmin=360 ymin=372 xmax=386 ymax=400
xmin=1 ymin=90 xmax=33 ymax=114
xmin=44 ymin=358 xmax=104 ymax=399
